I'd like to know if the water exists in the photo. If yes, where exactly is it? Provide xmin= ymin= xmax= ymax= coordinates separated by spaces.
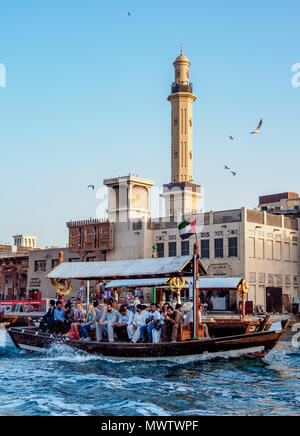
xmin=1 ymin=329 xmax=300 ymax=416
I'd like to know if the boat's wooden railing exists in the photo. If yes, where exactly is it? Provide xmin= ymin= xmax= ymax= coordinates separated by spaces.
xmin=179 ymin=323 xmax=205 ymax=341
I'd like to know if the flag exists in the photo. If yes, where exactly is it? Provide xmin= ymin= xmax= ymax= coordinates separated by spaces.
xmin=178 ymin=216 xmax=197 ymax=240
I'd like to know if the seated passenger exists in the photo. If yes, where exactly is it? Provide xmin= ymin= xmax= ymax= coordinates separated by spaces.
xmin=63 ymin=303 xmax=72 ymax=334
xmin=53 ymin=300 xmax=66 ymax=334
xmin=79 ymin=304 xmax=97 ymax=341
xmin=96 ymin=303 xmax=118 ymax=342
xmin=115 ymin=305 xmax=134 ymax=342
xmin=39 ymin=299 xmax=55 ymax=332
xmin=94 ymin=301 xmax=106 ymax=323
xmin=128 ymin=304 xmax=147 ymax=343
xmin=153 ymin=303 xmax=169 ymax=344
xmin=162 ymin=306 xmax=183 ymax=343
xmin=69 ymin=303 xmax=85 ymax=339
xmin=140 ymin=303 xmax=161 ymax=343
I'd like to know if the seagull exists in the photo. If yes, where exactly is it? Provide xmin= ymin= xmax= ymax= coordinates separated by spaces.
xmin=87 ymin=185 xmax=95 ymax=190
xmin=250 ymin=119 xmax=263 ymax=134
xmin=229 ymin=136 xmax=234 ymax=141
xmin=224 ymin=165 xmax=230 ymax=170
xmin=231 ymin=171 xmax=238 ymax=176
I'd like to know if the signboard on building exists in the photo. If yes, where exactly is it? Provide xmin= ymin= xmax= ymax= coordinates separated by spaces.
xmin=29 ymin=278 xmax=41 ymax=288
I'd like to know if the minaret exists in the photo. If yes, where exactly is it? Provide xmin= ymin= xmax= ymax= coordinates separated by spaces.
xmin=168 ymin=45 xmax=196 ymax=184
xmin=163 ymin=47 xmax=202 ymax=219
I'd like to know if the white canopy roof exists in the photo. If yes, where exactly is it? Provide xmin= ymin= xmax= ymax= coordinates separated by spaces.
xmin=47 ymin=256 xmax=206 ymax=280
xmin=107 ymin=277 xmax=244 ymax=290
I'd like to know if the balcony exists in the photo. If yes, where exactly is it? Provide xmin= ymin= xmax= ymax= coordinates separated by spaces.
xmin=171 ymin=82 xmax=193 ymax=94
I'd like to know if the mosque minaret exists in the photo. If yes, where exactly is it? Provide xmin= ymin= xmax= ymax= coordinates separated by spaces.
xmin=168 ymin=45 xmax=197 ymax=184
xmin=163 ymin=47 xmax=202 ymax=218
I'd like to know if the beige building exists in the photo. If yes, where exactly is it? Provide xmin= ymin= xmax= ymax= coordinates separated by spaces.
xmin=27 ymin=248 xmax=81 ymax=299
xmin=13 ymin=234 xmax=37 ymax=249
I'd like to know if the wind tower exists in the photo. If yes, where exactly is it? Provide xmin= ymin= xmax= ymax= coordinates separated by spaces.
xmin=163 ymin=46 xmax=202 ymax=219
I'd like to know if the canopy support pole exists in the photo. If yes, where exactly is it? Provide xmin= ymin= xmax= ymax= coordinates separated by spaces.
xmin=193 ymin=242 xmax=200 ymax=339
xmin=87 ymin=281 xmax=90 ymax=306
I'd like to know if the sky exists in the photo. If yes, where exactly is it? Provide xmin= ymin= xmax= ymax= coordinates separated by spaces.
xmin=0 ymin=0 xmax=299 ymax=247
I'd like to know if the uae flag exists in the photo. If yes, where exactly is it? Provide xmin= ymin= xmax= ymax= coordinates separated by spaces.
xmin=178 ymin=216 xmax=197 ymax=240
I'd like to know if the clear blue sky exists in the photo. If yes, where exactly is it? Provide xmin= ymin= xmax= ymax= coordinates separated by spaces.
xmin=0 ymin=0 xmax=299 ymax=247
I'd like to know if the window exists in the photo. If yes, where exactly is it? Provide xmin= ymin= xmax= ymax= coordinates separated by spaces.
xmin=34 ymin=260 xmax=46 ymax=272
xmin=266 ymin=240 xmax=273 ymax=260
xmin=249 ymin=237 xmax=255 ymax=258
xmin=214 ymin=239 xmax=224 ymax=258
xmin=51 ymin=259 xmax=59 ymax=268
xmin=181 ymin=241 xmax=190 ymax=256
xmin=201 ymin=240 xmax=210 ymax=259
xmin=257 ymin=239 xmax=264 ymax=259
xmin=228 ymin=237 xmax=238 ymax=257
xmin=157 ymin=243 xmax=164 ymax=258
xmin=169 ymin=242 xmax=177 ymax=257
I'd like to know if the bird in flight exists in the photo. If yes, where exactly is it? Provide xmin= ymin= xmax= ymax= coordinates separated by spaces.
xmin=231 ymin=171 xmax=238 ymax=176
xmin=250 ymin=119 xmax=263 ymax=134
xmin=224 ymin=165 xmax=230 ymax=170
xmin=87 ymin=185 xmax=95 ymax=190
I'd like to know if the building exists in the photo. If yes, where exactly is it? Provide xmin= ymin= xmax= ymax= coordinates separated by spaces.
xmin=27 ymin=247 xmax=81 ymax=299
xmin=13 ymin=234 xmax=37 ymax=249
xmin=258 ymin=192 xmax=300 ymax=218
xmin=151 ymin=209 xmax=299 ymax=312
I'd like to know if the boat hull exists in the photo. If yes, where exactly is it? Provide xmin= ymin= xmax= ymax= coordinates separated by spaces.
xmin=8 ymin=320 xmax=289 ymax=361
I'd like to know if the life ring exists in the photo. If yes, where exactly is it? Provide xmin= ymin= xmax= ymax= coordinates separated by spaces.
xmin=50 ymin=278 xmax=72 ymax=297
xmin=169 ymin=277 xmax=186 ymax=293
xmin=237 ymin=279 xmax=248 ymax=298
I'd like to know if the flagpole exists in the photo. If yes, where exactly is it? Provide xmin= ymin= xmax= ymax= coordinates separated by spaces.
xmin=193 ymin=215 xmax=199 ymax=339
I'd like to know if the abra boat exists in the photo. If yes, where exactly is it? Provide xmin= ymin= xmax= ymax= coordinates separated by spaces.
xmin=8 ymin=320 xmax=289 ymax=360
xmin=7 ymin=251 xmax=290 ymax=361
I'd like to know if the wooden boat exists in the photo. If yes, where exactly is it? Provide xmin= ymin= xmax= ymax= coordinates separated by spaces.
xmin=8 ymin=319 xmax=290 ymax=361
xmin=7 ymin=252 xmax=288 ymax=361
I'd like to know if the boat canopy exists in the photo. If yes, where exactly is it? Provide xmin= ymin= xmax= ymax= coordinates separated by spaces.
xmin=47 ymin=256 xmax=207 ymax=281
xmin=107 ymin=277 xmax=244 ymax=290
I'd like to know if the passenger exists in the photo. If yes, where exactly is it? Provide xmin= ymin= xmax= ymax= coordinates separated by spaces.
xmin=162 ymin=305 xmax=183 ymax=342
xmin=53 ymin=300 xmax=66 ymax=334
xmin=39 ymin=299 xmax=56 ymax=331
xmin=153 ymin=303 xmax=169 ymax=344
xmin=63 ymin=303 xmax=72 ymax=334
xmin=133 ymin=296 xmax=141 ymax=308
xmin=115 ymin=305 xmax=134 ymax=342
xmin=69 ymin=303 xmax=85 ymax=339
xmin=128 ymin=304 xmax=147 ymax=343
xmin=96 ymin=303 xmax=118 ymax=342
xmin=79 ymin=304 xmax=97 ymax=341
xmin=94 ymin=301 xmax=106 ymax=322
xmin=140 ymin=303 xmax=161 ymax=343
xmin=175 ymin=304 xmax=185 ymax=323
